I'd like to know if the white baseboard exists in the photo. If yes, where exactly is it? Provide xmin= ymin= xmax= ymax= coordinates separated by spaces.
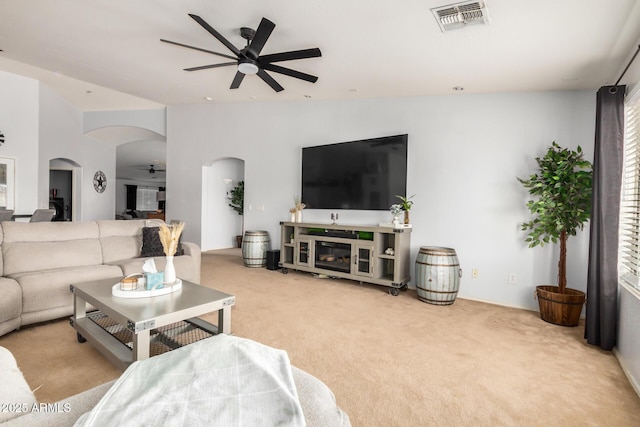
xmin=613 ymin=347 xmax=640 ymax=399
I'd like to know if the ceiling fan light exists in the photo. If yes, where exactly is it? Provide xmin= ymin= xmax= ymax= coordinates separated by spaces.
xmin=238 ymin=62 xmax=259 ymax=75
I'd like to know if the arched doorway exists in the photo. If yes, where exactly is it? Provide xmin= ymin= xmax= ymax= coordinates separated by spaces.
xmin=201 ymin=158 xmax=245 ymax=251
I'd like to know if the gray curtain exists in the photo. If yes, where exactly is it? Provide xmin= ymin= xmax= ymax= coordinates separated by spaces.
xmin=585 ymin=85 xmax=626 ymax=350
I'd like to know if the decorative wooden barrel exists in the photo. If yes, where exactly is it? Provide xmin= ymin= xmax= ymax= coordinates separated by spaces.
xmin=415 ymin=246 xmax=462 ymax=305
xmin=242 ymin=230 xmax=270 ymax=268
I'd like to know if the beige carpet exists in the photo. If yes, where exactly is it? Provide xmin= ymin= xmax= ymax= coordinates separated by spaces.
xmin=2 ymin=248 xmax=639 ymax=426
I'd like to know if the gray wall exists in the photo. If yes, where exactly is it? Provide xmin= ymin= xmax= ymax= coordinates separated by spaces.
xmin=167 ymin=90 xmax=596 ymax=311
xmin=0 ymin=71 xmax=116 ymax=220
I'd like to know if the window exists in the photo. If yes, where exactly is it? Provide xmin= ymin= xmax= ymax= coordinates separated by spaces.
xmin=136 ymin=187 xmax=159 ymax=211
xmin=619 ymin=97 xmax=640 ymax=288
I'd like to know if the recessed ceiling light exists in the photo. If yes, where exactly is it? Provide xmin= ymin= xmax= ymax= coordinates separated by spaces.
xmin=453 ymin=86 xmax=464 ymax=91
xmin=349 ymin=88 xmax=359 ymax=92
xmin=304 ymin=95 xmax=312 ymax=98
xmin=203 ymin=96 xmax=213 ymax=101
xmin=85 ymin=90 xmax=93 ymax=94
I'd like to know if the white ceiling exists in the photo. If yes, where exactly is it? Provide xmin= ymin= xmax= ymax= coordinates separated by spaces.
xmin=1 ymin=0 xmax=640 ymax=182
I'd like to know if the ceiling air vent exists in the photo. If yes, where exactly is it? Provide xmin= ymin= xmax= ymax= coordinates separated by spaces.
xmin=431 ymin=1 xmax=489 ymax=32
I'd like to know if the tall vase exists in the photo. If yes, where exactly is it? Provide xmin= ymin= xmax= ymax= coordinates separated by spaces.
xmin=164 ymin=255 xmax=176 ymax=285
xmin=404 ymin=210 xmax=410 ymax=225
xmin=295 ymin=210 xmax=303 ymax=223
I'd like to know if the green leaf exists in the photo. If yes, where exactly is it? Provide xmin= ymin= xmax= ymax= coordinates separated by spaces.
xmin=517 ymin=142 xmax=592 ymax=258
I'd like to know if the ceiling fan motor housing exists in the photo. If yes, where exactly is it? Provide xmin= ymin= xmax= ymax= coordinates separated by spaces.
xmin=240 ymin=27 xmax=255 ymax=41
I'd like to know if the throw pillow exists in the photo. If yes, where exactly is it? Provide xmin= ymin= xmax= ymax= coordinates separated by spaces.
xmin=141 ymin=227 xmax=165 ymax=257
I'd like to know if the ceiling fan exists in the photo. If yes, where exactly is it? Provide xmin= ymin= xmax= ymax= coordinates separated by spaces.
xmin=135 ymin=164 xmax=166 ymax=174
xmin=161 ymin=14 xmax=322 ymax=92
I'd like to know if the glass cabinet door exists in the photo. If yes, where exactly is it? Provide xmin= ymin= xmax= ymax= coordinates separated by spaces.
xmin=296 ymin=239 xmax=312 ymax=267
xmin=354 ymin=244 xmax=374 ymax=277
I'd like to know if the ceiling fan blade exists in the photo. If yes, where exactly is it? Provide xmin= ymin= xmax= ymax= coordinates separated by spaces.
xmin=160 ymin=39 xmax=237 ymax=61
xmin=257 ymin=69 xmax=284 ymax=92
xmin=184 ymin=62 xmax=237 ymax=72
xmin=230 ymin=71 xmax=245 ymax=89
xmin=247 ymin=18 xmax=275 ymax=59
xmin=188 ymin=13 xmax=246 ymax=58
xmin=261 ymin=64 xmax=318 ymax=83
xmin=259 ymin=48 xmax=322 ymax=64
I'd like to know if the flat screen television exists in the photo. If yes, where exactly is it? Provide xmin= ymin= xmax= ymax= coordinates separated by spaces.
xmin=301 ymin=134 xmax=408 ymax=210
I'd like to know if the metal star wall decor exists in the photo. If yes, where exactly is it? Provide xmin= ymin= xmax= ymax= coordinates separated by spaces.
xmin=0 ymin=131 xmax=4 ymax=146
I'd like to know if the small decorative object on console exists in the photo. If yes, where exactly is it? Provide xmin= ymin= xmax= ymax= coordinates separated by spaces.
xmin=390 ymin=204 xmax=403 ymax=226
xmin=293 ymin=196 xmax=306 ymax=222
xmin=395 ymin=194 xmax=415 ymax=224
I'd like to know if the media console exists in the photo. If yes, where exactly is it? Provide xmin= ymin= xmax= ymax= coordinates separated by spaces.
xmin=279 ymin=222 xmax=412 ymax=295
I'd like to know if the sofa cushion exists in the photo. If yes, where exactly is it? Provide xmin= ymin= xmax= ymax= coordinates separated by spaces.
xmin=3 ymin=240 xmax=104 ymax=276
xmin=98 ymin=220 xmax=146 ymax=263
xmin=12 ymin=264 xmax=122 ymax=322
xmin=141 ymin=227 xmax=165 ymax=257
xmin=2 ymin=221 xmax=99 ymax=242
xmin=0 ymin=277 xmax=21 ymax=323
xmin=0 ymin=277 xmax=21 ymax=336
xmin=2 ymin=222 xmax=102 ymax=276
xmin=0 ymin=346 xmax=37 ymax=422
xmin=100 ymin=235 xmax=142 ymax=264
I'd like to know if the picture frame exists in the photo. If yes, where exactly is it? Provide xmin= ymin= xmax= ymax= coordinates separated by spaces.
xmin=0 ymin=157 xmax=15 ymax=210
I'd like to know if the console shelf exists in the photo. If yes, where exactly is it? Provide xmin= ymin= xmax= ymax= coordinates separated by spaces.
xmin=279 ymin=222 xmax=411 ymax=295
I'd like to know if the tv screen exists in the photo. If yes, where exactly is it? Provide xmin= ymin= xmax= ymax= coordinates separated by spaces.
xmin=302 ymin=134 xmax=408 ymax=210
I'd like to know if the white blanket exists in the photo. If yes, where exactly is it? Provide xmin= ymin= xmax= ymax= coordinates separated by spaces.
xmin=75 ymin=334 xmax=305 ymax=426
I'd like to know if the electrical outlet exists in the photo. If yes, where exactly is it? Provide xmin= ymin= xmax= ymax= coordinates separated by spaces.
xmin=508 ymin=273 xmax=517 ymax=284
xmin=472 ymin=269 xmax=479 ymax=279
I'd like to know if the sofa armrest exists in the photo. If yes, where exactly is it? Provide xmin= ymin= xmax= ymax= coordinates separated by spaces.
xmin=180 ymin=242 xmax=201 ymax=284
xmin=291 ymin=366 xmax=352 ymax=427
xmin=0 ymin=347 xmax=38 ymax=423
xmin=3 ymin=381 xmax=115 ymax=427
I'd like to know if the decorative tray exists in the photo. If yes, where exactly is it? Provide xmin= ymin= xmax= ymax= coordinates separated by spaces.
xmin=112 ymin=279 xmax=182 ymax=299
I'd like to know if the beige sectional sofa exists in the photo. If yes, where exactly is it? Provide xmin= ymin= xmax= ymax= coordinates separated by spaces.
xmin=0 ymin=220 xmax=201 ymax=337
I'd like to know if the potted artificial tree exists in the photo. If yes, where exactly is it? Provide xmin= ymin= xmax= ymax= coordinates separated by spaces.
xmin=518 ymin=142 xmax=592 ymax=326
xmin=227 ymin=180 xmax=244 ymax=248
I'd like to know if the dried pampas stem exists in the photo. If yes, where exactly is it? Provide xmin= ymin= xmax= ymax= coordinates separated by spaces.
xmin=159 ymin=221 xmax=185 ymax=256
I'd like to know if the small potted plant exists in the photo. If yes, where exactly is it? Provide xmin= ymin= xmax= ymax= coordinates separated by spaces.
xmin=227 ymin=181 xmax=244 ymax=247
xmin=390 ymin=204 xmax=403 ymax=226
xmin=518 ymin=142 xmax=592 ymax=326
xmin=395 ymin=194 xmax=415 ymax=224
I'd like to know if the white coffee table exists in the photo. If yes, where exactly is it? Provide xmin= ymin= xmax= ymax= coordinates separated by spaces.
xmin=70 ymin=277 xmax=235 ymax=369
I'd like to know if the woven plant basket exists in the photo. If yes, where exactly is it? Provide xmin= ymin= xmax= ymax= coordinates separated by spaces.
xmin=536 ymin=285 xmax=586 ymax=327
